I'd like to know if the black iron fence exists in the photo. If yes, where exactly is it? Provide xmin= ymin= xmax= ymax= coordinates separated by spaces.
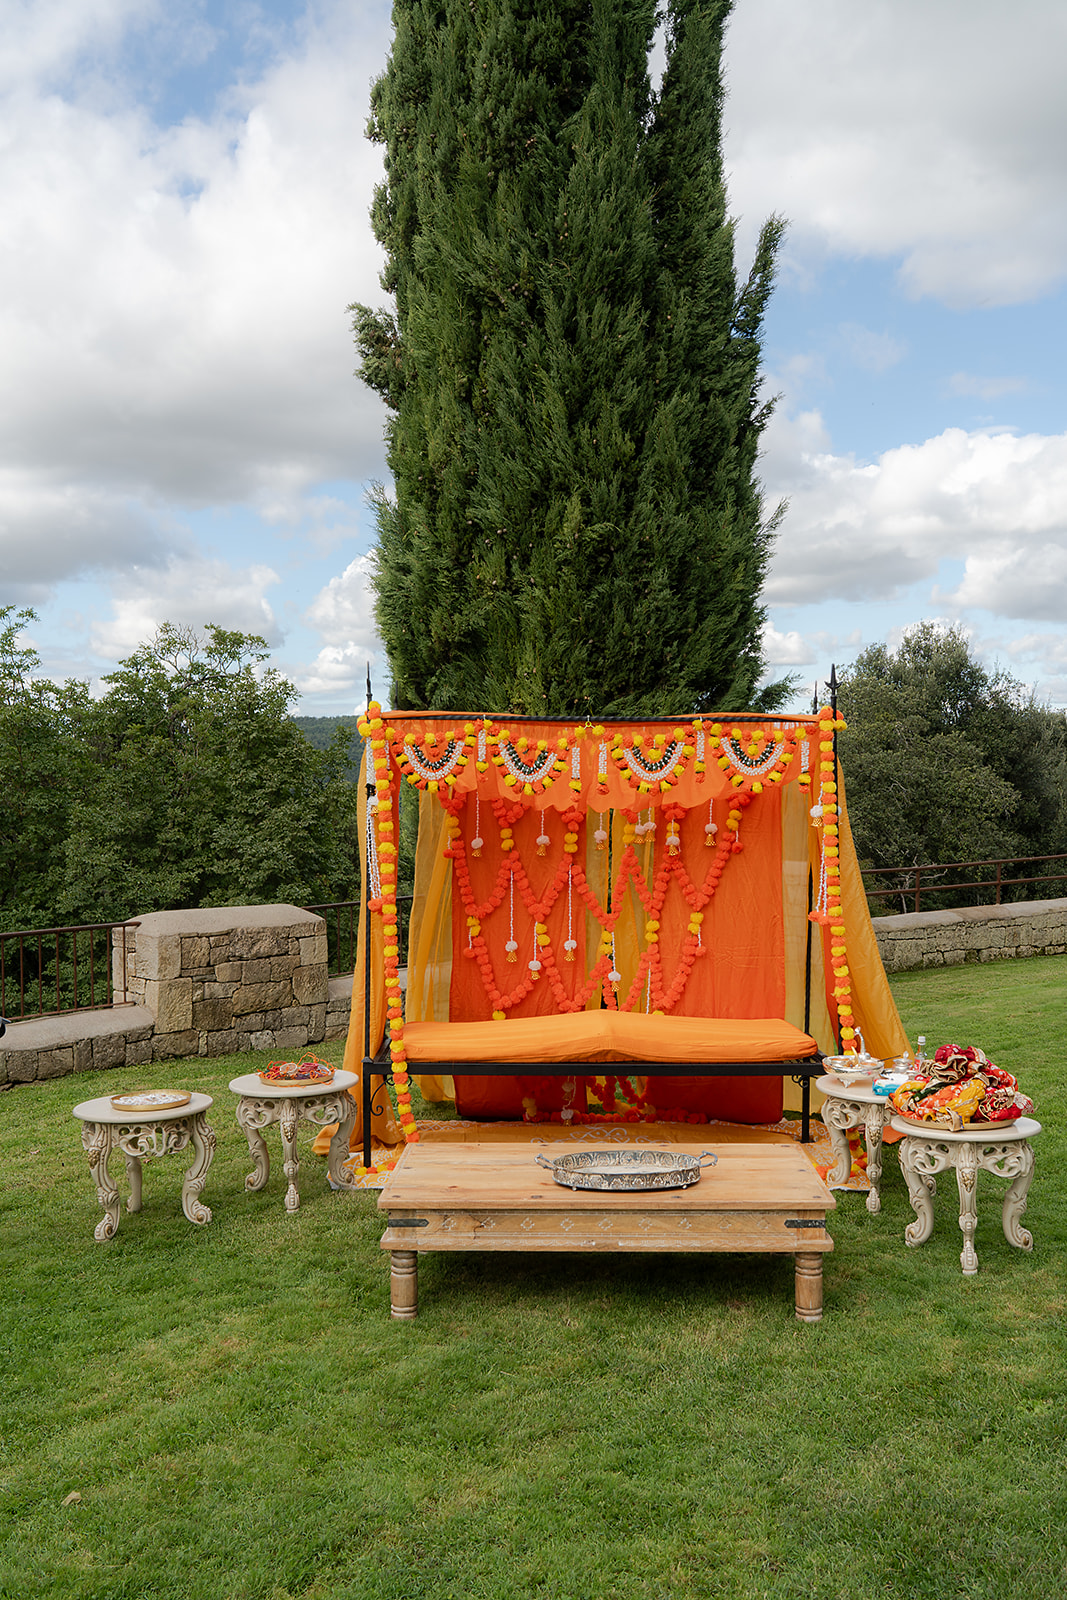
xmin=863 ymin=853 xmax=1067 ymax=915
xmin=0 ymin=921 xmax=138 ymax=1022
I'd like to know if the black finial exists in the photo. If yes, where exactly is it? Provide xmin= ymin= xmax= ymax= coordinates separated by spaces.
xmin=828 ymin=663 xmax=839 ymax=716
xmin=811 ymin=681 xmax=819 ymax=715
xmin=366 ymin=663 xmax=372 ymax=714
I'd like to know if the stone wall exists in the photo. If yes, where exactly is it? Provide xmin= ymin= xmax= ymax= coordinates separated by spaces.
xmin=0 ymin=905 xmax=350 ymax=1087
xmin=873 ymin=898 xmax=1067 ymax=973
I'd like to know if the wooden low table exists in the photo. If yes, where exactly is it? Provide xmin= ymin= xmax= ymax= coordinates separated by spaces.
xmin=379 ymin=1140 xmax=835 ymax=1322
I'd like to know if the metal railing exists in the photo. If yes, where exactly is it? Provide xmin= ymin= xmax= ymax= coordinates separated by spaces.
xmin=862 ymin=853 xmax=1067 ymax=915
xmin=0 ymin=921 xmax=138 ymax=1022
xmin=304 ymin=894 xmax=413 ymax=975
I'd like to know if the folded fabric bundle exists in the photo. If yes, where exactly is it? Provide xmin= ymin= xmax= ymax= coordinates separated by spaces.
xmin=889 ymin=1044 xmax=1033 ymax=1129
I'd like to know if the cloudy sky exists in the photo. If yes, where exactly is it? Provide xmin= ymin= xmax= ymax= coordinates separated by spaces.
xmin=2 ymin=0 xmax=1066 ymax=714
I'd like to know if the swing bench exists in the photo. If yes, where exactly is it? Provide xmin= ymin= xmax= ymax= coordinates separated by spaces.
xmin=348 ymin=706 xmax=906 ymax=1171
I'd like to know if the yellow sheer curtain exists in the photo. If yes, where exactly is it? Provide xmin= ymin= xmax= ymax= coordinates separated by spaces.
xmin=836 ymin=774 xmax=909 ymax=1061
xmin=406 ymin=790 xmax=454 ymax=1101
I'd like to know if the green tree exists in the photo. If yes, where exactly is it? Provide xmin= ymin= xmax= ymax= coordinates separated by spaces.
xmin=353 ymin=0 xmax=785 ymax=716
xmin=62 ymin=625 xmax=361 ymax=923
xmin=837 ymin=624 xmax=1067 ymax=904
xmin=0 ymin=607 xmax=89 ymax=929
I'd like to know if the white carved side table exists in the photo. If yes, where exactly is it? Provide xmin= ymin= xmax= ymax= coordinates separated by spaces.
xmin=889 ymin=1115 xmax=1041 ymax=1275
xmin=816 ymin=1074 xmax=893 ymax=1214
xmin=72 ymin=1093 xmax=215 ymax=1242
xmin=228 ymin=1070 xmax=358 ymax=1213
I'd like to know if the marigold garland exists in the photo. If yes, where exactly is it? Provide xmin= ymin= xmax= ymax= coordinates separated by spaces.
xmin=806 ymin=707 xmax=853 ymax=1050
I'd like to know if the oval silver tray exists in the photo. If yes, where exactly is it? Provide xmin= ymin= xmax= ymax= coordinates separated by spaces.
xmin=535 ymin=1148 xmax=717 ymax=1191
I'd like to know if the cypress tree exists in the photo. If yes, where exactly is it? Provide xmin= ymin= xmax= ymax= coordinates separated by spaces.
xmin=354 ymin=0 xmax=784 ymax=715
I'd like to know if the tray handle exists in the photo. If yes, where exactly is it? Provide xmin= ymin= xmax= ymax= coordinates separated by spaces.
xmin=698 ymin=1151 xmax=719 ymax=1169
xmin=534 ymin=1155 xmax=556 ymax=1171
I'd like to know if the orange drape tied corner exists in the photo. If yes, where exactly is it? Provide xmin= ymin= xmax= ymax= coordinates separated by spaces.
xmin=337 ymin=708 xmax=909 ymax=1129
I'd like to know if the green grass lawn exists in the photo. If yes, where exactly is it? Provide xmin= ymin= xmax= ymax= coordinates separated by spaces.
xmin=2 ymin=960 xmax=1065 ymax=1600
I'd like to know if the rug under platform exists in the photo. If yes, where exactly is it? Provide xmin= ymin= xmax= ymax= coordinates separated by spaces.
xmin=339 ymin=1114 xmax=872 ymax=1195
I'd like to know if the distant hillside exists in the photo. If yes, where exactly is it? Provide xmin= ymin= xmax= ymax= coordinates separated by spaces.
xmin=292 ymin=716 xmax=364 ymax=779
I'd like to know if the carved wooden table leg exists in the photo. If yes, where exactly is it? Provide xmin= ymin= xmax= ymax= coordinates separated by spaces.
xmin=955 ymin=1143 xmax=980 ymax=1275
xmin=181 ymin=1111 xmax=215 ymax=1226
xmin=1000 ymin=1143 xmax=1035 ymax=1251
xmin=390 ymin=1250 xmax=419 ymax=1319
xmin=124 ymin=1150 xmax=144 ymax=1215
xmin=235 ymin=1098 xmax=272 ymax=1192
xmin=280 ymin=1100 xmax=301 ymax=1213
xmin=325 ymin=1094 xmax=359 ymax=1192
xmin=899 ymin=1135 xmax=939 ymax=1247
xmin=863 ymin=1108 xmax=885 ymax=1215
xmin=81 ymin=1123 xmax=121 ymax=1241
xmin=794 ymin=1251 xmax=824 ymax=1322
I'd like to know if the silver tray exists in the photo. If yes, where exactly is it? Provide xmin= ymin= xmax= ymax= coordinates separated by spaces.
xmin=535 ymin=1148 xmax=717 ymax=1191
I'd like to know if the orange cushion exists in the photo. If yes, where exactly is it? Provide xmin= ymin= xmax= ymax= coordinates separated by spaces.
xmin=402 ymin=1012 xmax=817 ymax=1065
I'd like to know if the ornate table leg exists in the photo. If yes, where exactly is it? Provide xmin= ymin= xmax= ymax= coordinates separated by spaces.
xmin=390 ymin=1250 xmax=419 ymax=1319
xmin=325 ymin=1093 xmax=359 ymax=1192
xmin=820 ymin=1099 xmax=858 ymax=1187
xmin=124 ymin=1151 xmax=144 ymax=1215
xmin=863 ymin=1107 xmax=886 ymax=1215
xmin=955 ymin=1143 xmax=980 ymax=1275
xmin=794 ymin=1252 xmax=823 ymax=1323
xmin=899 ymin=1136 xmax=939 ymax=1248
xmin=280 ymin=1099 xmax=301 ymax=1213
xmin=999 ymin=1141 xmax=1035 ymax=1252
xmin=81 ymin=1123 xmax=120 ymax=1241
xmin=181 ymin=1112 xmax=215 ymax=1226
xmin=235 ymin=1097 xmax=272 ymax=1192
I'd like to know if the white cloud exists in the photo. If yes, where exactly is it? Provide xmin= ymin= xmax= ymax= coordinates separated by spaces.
xmin=0 ymin=1 xmax=392 ymax=532
xmin=835 ymin=323 xmax=905 ymax=374
xmin=304 ymin=554 xmax=380 ymax=651
xmin=761 ymin=623 xmax=816 ymax=666
xmin=946 ymin=373 xmax=1029 ymax=401
xmin=725 ymin=0 xmax=1067 ymax=307
xmin=764 ymin=419 xmax=1067 ymax=618
xmin=89 ymin=554 xmax=283 ymax=659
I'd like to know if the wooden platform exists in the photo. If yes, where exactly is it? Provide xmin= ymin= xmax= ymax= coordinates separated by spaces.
xmin=378 ymin=1139 xmax=835 ymax=1322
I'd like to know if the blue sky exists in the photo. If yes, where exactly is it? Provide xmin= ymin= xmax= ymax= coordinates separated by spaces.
xmin=3 ymin=0 xmax=1066 ymax=714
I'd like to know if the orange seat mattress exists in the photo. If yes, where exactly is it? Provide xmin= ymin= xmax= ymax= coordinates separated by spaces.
xmin=402 ymin=1012 xmax=818 ymax=1066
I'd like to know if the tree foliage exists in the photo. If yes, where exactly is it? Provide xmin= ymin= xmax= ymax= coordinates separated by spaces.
xmin=837 ymin=624 xmax=1067 ymax=895
xmin=0 ymin=615 xmax=360 ymax=932
xmin=354 ymin=0 xmax=785 ymax=716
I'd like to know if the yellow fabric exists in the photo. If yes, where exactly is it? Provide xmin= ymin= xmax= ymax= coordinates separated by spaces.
xmin=401 ymin=1012 xmax=817 ymax=1065
xmin=313 ymin=747 xmax=400 ymax=1156
xmin=406 ymin=790 xmax=454 ymax=1101
xmin=835 ymin=774 xmax=909 ymax=1061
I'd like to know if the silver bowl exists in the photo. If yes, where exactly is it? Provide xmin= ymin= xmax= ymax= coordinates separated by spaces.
xmin=535 ymin=1148 xmax=718 ymax=1191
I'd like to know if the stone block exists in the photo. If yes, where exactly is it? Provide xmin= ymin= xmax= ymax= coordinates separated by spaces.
xmin=135 ymin=932 xmax=182 ymax=982
xmin=273 ymin=1027 xmax=309 ymax=1049
xmin=270 ymin=955 xmax=300 ymax=981
xmin=152 ymin=1029 xmax=200 ymax=1061
xmin=181 ymin=935 xmax=212 ymax=972
xmin=202 ymin=1029 xmax=241 ymax=1057
xmin=308 ymin=1002 xmax=327 ymax=1042
xmin=37 ymin=1047 xmax=75 ymax=1080
xmin=144 ymin=977 xmax=193 ymax=1033
xmin=215 ymin=962 xmax=243 ymax=983
xmin=73 ymin=1039 xmax=93 ymax=1073
xmin=293 ymin=962 xmax=328 ymax=1006
xmin=206 ymin=981 xmax=238 ymax=999
xmin=231 ymin=983 xmax=291 ymax=1017
xmin=299 ymin=932 xmax=329 ymax=966
xmin=91 ymin=1034 xmax=127 ymax=1071
xmin=5 ymin=1053 xmax=38 ymax=1082
xmin=192 ymin=999 xmax=234 ymax=1032
xmin=249 ymin=1030 xmax=277 ymax=1050
xmin=125 ymin=1039 xmax=153 ymax=1066
xmin=240 ymin=958 xmax=273 ymax=984
xmin=233 ymin=928 xmax=287 ymax=960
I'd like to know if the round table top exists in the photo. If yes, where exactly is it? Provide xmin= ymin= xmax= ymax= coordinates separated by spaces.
xmin=816 ymin=1073 xmax=892 ymax=1105
xmin=889 ymin=1113 xmax=1042 ymax=1142
xmin=73 ymin=1091 xmax=213 ymax=1124
xmin=228 ymin=1068 xmax=357 ymax=1098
